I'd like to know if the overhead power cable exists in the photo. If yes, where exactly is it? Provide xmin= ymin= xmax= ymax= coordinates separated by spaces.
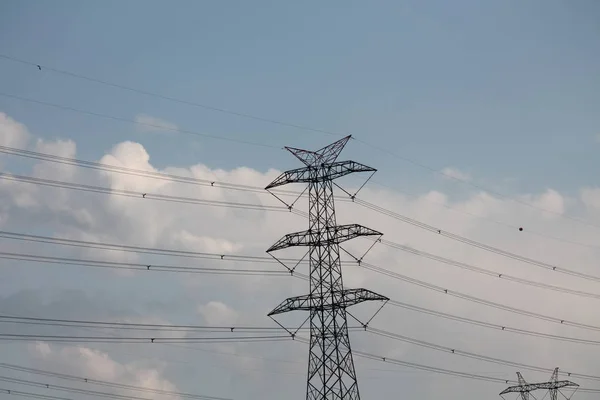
xmin=0 ymin=333 xmax=291 ymax=344
xmin=0 ymin=92 xmax=276 ymax=149
xmin=356 ymin=199 xmax=600 ymax=283
xmin=359 ymin=262 xmax=600 ymax=333
xmin=368 ymin=179 xmax=600 ymax=252
xmin=0 ymin=363 xmax=228 ymax=400
xmin=1 ymin=144 xmax=596 ymax=252
xmin=0 ymin=172 xmax=307 ymax=216
xmin=352 ymin=348 xmax=600 ymax=394
xmin=7 ymin=251 xmax=600 ymax=348
xmin=5 ymin=313 xmax=598 ymax=381
xmin=3 ymin=148 xmax=597 ymax=284
xmin=6 ymin=168 xmax=599 ymax=289
xmin=0 ymin=376 xmax=191 ymax=400
xmin=0 ymin=250 xmax=309 ymax=278
xmin=0 ymin=145 xmax=300 ymax=197
xmin=386 ymin=299 xmax=600 ymax=346
xmin=295 ymin=337 xmax=600 ymax=392
xmin=0 ymin=231 xmax=305 ymax=262
xmin=0 ymin=54 xmax=339 ymax=138
xmin=1 ymin=229 xmax=599 ymax=336
xmin=376 ymin=239 xmax=600 ymax=300
xmin=366 ymin=326 xmax=600 ymax=382
xmin=3 ymin=169 xmax=598 ymax=288
xmin=0 ymin=315 xmax=321 ymax=333
xmin=0 ymin=389 xmax=130 ymax=400
xmin=4 ymin=235 xmax=596 ymax=324
xmin=1 ymin=53 xmax=597 ymax=231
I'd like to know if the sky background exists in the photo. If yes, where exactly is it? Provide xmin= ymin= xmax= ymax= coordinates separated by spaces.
xmin=1 ymin=0 xmax=599 ymax=193
xmin=0 ymin=1 xmax=599 ymax=400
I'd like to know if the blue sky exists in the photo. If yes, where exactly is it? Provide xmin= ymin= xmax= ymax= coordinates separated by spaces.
xmin=1 ymin=3 xmax=600 ymax=399
xmin=1 ymin=0 xmax=598 ymax=196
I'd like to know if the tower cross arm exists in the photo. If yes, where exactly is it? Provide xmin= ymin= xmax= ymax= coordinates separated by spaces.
xmin=500 ymin=381 xmax=579 ymax=395
xmin=268 ymin=288 xmax=389 ymax=316
xmin=267 ymin=224 xmax=382 ymax=253
xmin=286 ymin=135 xmax=352 ymax=167
xmin=265 ymin=160 xmax=376 ymax=190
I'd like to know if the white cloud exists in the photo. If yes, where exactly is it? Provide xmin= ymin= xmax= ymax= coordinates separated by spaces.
xmin=34 ymin=138 xmax=78 ymax=179
xmin=29 ymin=343 xmax=180 ymax=396
xmin=581 ymin=187 xmax=600 ymax=210
xmin=441 ymin=167 xmax=471 ymax=182
xmin=0 ymin=112 xmax=30 ymax=148
xmin=33 ymin=341 xmax=52 ymax=358
xmin=3 ymin=112 xmax=600 ymax=400
xmin=198 ymin=301 xmax=239 ymax=325
xmin=134 ymin=114 xmax=178 ymax=133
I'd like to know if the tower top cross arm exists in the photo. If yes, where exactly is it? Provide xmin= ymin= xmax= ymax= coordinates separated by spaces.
xmin=285 ymin=135 xmax=352 ymax=167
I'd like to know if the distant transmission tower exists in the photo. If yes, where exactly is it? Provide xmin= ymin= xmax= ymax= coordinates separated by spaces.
xmin=500 ymin=368 xmax=579 ymax=400
xmin=265 ymin=135 xmax=388 ymax=400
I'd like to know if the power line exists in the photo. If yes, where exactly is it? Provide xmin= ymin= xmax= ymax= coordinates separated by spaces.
xmin=0 ymin=389 xmax=130 ymax=400
xmin=4 ymin=168 xmax=598 ymax=290
xmin=295 ymin=338 xmax=600 ymax=393
xmin=0 ymin=53 xmax=596 ymax=231
xmin=351 ymin=138 xmax=600 ymax=231
xmin=368 ymin=179 xmax=600 ymax=252
xmin=0 ymin=92 xmax=276 ymax=149
xmin=0 ymin=315 xmax=322 ymax=333
xmin=0 ymin=145 xmax=299 ymax=197
xmin=6 ymin=314 xmax=598 ymax=382
xmin=376 ymin=239 xmax=600 ymax=300
xmin=0 ymin=333 xmax=291 ymax=344
xmin=356 ymin=199 xmax=600 ymax=283
xmin=2 ymin=144 xmax=595 ymax=253
xmin=365 ymin=326 xmax=600 ymax=382
xmin=0 ymin=251 xmax=308 ymax=278
xmin=0 ymin=54 xmax=339 ymax=138
xmin=360 ymin=261 xmax=600 ymax=333
xmin=387 ymin=299 xmax=600 ymax=346
xmin=0 ymin=172 xmax=305 ymax=215
xmin=3 ymin=148 xmax=597 ymax=286
xmin=2 ymin=230 xmax=599 ymax=335
xmin=351 ymin=348 xmax=600 ymax=394
xmin=0 ymin=376 xmax=188 ymax=400
xmin=0 ymin=364 xmax=224 ymax=400
xmin=2 ymin=251 xmax=599 ymax=346
xmin=3 ymin=144 xmax=598 ymax=282
xmin=7 ymin=167 xmax=600 ymax=290
xmin=0 ymin=231 xmax=294 ymax=262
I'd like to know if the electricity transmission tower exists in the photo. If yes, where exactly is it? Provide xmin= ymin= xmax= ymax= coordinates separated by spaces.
xmin=500 ymin=368 xmax=579 ymax=400
xmin=265 ymin=135 xmax=388 ymax=400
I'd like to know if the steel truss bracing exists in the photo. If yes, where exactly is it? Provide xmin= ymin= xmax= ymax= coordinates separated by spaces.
xmin=500 ymin=368 xmax=579 ymax=400
xmin=266 ymin=135 xmax=388 ymax=400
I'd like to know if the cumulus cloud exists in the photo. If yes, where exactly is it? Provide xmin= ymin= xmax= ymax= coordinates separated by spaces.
xmin=581 ymin=187 xmax=600 ymax=210
xmin=521 ymin=188 xmax=565 ymax=217
xmin=134 ymin=114 xmax=178 ymax=133
xmin=2 ymin=112 xmax=600 ymax=400
xmin=0 ymin=112 xmax=30 ymax=147
xmin=29 ymin=342 xmax=180 ymax=396
xmin=198 ymin=301 xmax=239 ymax=325
xmin=441 ymin=167 xmax=471 ymax=182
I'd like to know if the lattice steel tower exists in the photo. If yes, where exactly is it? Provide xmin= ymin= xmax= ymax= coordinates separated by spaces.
xmin=265 ymin=135 xmax=388 ymax=400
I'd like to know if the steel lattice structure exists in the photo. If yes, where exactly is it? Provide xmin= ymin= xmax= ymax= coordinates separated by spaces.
xmin=500 ymin=368 xmax=579 ymax=400
xmin=266 ymin=136 xmax=388 ymax=400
